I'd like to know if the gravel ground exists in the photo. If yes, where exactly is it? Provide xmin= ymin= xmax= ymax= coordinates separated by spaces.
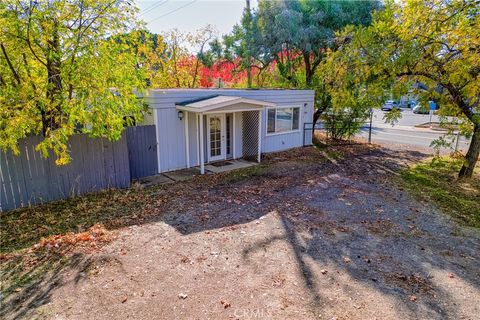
xmin=2 ymin=145 xmax=479 ymax=320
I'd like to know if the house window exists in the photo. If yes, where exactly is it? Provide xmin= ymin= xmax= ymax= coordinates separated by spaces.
xmin=267 ymin=107 xmax=300 ymax=134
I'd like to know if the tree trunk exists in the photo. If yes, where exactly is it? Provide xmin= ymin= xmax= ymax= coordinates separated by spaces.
xmin=303 ymin=52 xmax=313 ymax=87
xmin=311 ymin=84 xmax=331 ymax=137
xmin=312 ymin=108 xmax=322 ymax=136
xmin=245 ymin=0 xmax=252 ymax=88
xmin=191 ymin=56 xmax=200 ymax=88
xmin=43 ymin=20 xmax=63 ymax=135
xmin=459 ymin=123 xmax=480 ymax=178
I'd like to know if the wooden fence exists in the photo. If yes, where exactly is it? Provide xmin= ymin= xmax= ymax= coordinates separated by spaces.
xmin=125 ymin=125 xmax=158 ymax=180
xmin=1 ymin=125 xmax=157 ymax=212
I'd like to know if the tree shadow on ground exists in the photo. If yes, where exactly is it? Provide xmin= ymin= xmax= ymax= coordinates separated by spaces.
xmin=160 ymin=146 xmax=479 ymax=318
xmin=0 ymin=251 xmax=121 ymax=320
xmin=2 ymin=145 xmax=475 ymax=319
xmin=0 ymin=146 xmax=424 ymax=253
xmin=161 ymin=146 xmax=428 ymax=236
xmin=243 ymin=206 xmax=479 ymax=318
xmin=243 ymin=155 xmax=478 ymax=318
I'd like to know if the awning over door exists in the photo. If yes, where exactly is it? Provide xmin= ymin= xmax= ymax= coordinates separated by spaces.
xmin=176 ymin=95 xmax=276 ymax=113
xmin=176 ymin=95 xmax=268 ymax=175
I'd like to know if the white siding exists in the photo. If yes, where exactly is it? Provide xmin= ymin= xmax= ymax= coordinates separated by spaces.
xmin=187 ymin=112 xmax=199 ymax=166
xmin=148 ymin=89 xmax=314 ymax=173
xmin=156 ymin=108 xmax=187 ymax=172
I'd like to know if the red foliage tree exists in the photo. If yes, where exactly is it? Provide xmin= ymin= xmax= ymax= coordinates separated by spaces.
xmin=199 ymin=60 xmax=248 ymax=87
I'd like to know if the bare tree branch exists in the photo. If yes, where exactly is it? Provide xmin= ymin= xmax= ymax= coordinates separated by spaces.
xmin=26 ymin=0 xmax=47 ymax=67
xmin=0 ymin=43 xmax=21 ymax=86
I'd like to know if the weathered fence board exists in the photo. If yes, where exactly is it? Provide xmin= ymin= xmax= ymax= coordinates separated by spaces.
xmin=126 ymin=125 xmax=158 ymax=180
xmin=0 ymin=133 xmax=130 ymax=212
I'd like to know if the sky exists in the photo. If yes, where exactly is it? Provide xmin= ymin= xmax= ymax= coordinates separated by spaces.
xmin=138 ymin=0 xmax=258 ymax=38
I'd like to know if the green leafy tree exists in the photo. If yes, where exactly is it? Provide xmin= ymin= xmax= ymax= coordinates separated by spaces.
xmin=206 ymin=0 xmax=379 ymax=90
xmin=0 ymin=0 xmax=146 ymax=164
xmin=254 ymin=0 xmax=380 ymax=87
xmin=217 ymin=14 xmax=274 ymax=88
xmin=322 ymin=0 xmax=480 ymax=178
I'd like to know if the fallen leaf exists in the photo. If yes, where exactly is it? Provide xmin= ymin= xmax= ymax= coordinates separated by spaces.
xmin=221 ymin=300 xmax=231 ymax=309
xmin=78 ymin=234 xmax=93 ymax=242
xmin=122 ymin=296 xmax=128 ymax=303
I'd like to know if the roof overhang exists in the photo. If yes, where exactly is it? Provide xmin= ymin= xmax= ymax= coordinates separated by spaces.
xmin=176 ymin=95 xmax=276 ymax=113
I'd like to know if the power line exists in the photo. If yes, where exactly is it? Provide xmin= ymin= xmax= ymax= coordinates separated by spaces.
xmin=140 ymin=1 xmax=169 ymax=16
xmin=141 ymin=1 xmax=169 ymax=16
xmin=140 ymin=1 xmax=162 ymax=13
xmin=148 ymin=0 xmax=197 ymax=23
xmin=141 ymin=1 xmax=160 ymax=13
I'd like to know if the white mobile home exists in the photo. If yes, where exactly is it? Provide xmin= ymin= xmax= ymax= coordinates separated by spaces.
xmin=145 ymin=89 xmax=314 ymax=174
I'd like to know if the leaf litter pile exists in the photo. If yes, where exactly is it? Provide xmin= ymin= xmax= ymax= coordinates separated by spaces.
xmin=1 ymin=144 xmax=479 ymax=320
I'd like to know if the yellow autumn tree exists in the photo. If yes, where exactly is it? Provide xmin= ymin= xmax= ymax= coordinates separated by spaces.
xmin=0 ymin=0 xmax=146 ymax=164
xmin=322 ymin=0 xmax=480 ymax=178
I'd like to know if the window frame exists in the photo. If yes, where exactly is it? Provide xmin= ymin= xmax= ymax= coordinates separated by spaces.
xmin=266 ymin=106 xmax=301 ymax=136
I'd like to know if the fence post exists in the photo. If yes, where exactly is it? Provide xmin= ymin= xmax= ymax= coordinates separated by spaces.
xmin=348 ymin=121 xmax=351 ymax=144
xmin=326 ymin=120 xmax=329 ymax=140
xmin=303 ymin=123 xmax=306 ymax=146
xmin=455 ymin=132 xmax=460 ymax=152
xmin=368 ymin=110 xmax=373 ymax=144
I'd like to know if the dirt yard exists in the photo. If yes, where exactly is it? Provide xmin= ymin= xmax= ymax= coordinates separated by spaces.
xmin=1 ymin=145 xmax=479 ymax=320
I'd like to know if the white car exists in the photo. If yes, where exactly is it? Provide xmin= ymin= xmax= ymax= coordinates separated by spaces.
xmin=381 ymin=100 xmax=400 ymax=111
xmin=412 ymin=104 xmax=429 ymax=114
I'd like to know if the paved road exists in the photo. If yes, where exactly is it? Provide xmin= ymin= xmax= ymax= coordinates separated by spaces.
xmin=371 ymin=108 xmax=443 ymax=127
xmin=357 ymin=109 xmax=470 ymax=152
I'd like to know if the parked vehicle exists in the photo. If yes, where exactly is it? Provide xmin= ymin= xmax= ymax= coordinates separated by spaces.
xmin=407 ymin=99 xmax=418 ymax=108
xmin=412 ymin=103 xmax=429 ymax=114
xmin=381 ymin=100 xmax=400 ymax=111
